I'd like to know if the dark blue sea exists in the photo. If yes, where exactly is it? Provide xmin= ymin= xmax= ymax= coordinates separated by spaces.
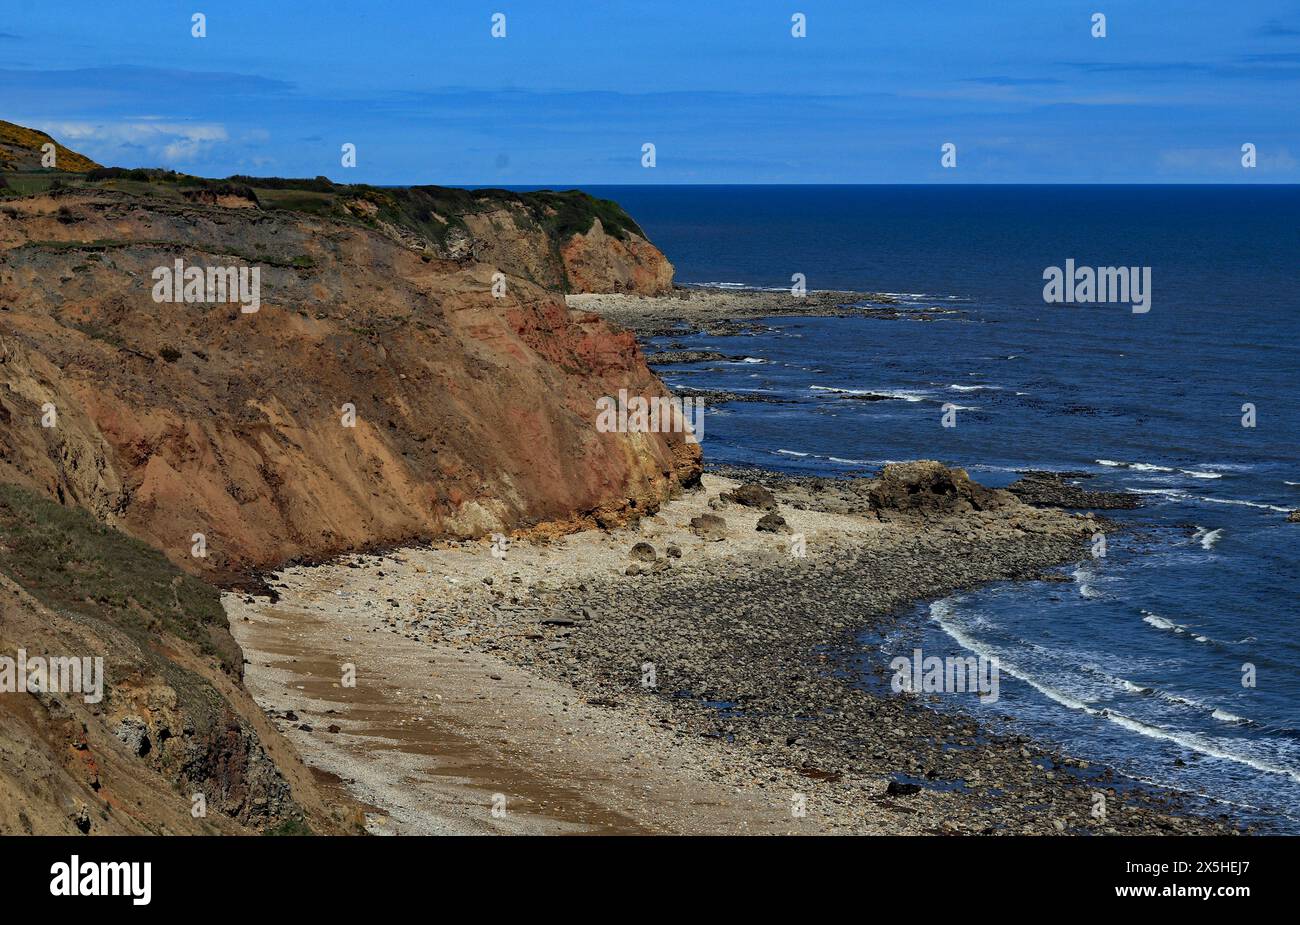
xmin=587 ymin=185 xmax=1299 ymax=830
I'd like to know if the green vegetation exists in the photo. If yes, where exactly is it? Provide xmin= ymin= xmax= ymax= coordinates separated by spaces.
xmin=521 ymin=189 xmax=645 ymax=241
xmin=0 ymin=483 xmax=237 ymax=673
xmin=0 ymin=119 xmax=101 ymax=172
xmin=264 ymin=817 xmax=315 ymax=836
xmin=6 ymin=161 xmax=646 ymax=250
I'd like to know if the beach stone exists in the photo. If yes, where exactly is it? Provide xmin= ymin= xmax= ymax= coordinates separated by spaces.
xmin=625 ymin=563 xmax=643 ymax=576
xmin=689 ymin=513 xmax=728 ymax=541
xmin=1288 ymin=510 xmax=1300 ymax=523
xmin=628 ymin=541 xmax=658 ymax=562
xmin=756 ymin=512 xmax=790 ymax=534
xmin=886 ymin=780 xmax=922 ymax=796
xmin=665 ymin=543 xmax=682 ymax=559
xmin=727 ymin=482 xmax=777 ymax=510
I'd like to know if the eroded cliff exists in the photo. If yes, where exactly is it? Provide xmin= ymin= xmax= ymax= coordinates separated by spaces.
xmin=0 ymin=186 xmax=697 ymax=584
xmin=0 ymin=123 xmax=694 ymax=834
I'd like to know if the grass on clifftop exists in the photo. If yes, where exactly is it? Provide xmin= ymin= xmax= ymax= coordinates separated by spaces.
xmin=1 ymin=165 xmax=646 ymax=247
xmin=0 ymin=483 xmax=237 ymax=673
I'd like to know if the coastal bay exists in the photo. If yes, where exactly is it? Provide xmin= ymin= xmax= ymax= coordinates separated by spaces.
xmin=229 ymin=467 xmax=1232 ymax=835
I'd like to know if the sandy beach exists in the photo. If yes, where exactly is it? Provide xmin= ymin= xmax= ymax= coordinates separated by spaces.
xmin=228 ymin=466 xmax=1233 ymax=835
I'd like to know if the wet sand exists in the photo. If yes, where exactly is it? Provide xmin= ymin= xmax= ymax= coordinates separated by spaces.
xmin=227 ymin=518 xmax=829 ymax=835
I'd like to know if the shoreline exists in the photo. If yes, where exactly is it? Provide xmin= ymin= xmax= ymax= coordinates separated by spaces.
xmin=228 ymin=468 xmax=1236 ymax=835
xmin=567 ymin=286 xmax=961 ymax=338
xmin=223 ymin=288 xmax=1243 ymax=836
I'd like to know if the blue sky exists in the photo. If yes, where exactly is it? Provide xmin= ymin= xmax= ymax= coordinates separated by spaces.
xmin=2 ymin=0 xmax=1298 ymax=183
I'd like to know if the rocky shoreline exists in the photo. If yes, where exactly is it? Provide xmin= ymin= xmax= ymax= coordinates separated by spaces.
xmin=231 ymin=466 xmax=1239 ymax=835
xmin=223 ymin=289 xmax=1242 ymax=836
xmin=568 ymin=286 xmax=960 ymax=338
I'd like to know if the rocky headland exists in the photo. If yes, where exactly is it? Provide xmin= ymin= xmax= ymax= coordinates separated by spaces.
xmin=0 ymin=121 xmax=688 ymax=833
xmin=0 ymin=121 xmax=1236 ymax=837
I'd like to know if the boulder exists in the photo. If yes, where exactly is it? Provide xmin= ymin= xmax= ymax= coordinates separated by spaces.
xmin=886 ymin=780 xmax=922 ymax=797
xmin=868 ymin=461 xmax=1006 ymax=516
xmin=756 ymin=512 xmax=790 ymax=534
xmin=689 ymin=513 xmax=728 ymax=541
xmin=726 ymin=482 xmax=777 ymax=510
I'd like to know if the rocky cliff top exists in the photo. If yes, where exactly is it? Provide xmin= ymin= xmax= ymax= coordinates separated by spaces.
xmin=1 ymin=121 xmax=673 ymax=295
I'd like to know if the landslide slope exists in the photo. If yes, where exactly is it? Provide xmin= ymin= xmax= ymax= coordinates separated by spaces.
xmin=0 ymin=185 xmax=698 ymax=584
xmin=0 ymin=482 xmax=343 ymax=834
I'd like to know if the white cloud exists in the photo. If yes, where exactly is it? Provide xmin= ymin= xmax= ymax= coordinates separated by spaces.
xmin=36 ymin=120 xmax=229 ymax=166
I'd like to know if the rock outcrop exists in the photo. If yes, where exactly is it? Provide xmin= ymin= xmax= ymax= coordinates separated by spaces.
xmin=561 ymin=218 xmax=675 ymax=295
xmin=866 ymin=460 xmax=1008 ymax=518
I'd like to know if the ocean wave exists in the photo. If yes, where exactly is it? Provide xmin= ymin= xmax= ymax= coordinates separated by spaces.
xmin=1212 ymin=709 xmax=1249 ymax=725
xmin=691 ymin=281 xmax=785 ymax=292
xmin=1192 ymin=527 xmax=1224 ymax=550
xmin=1140 ymin=610 xmax=1222 ymax=645
xmin=1071 ymin=566 xmax=1102 ymax=598
xmin=931 ymin=601 xmax=1299 ymax=783
xmin=950 ymin=384 xmax=1001 ymax=392
xmin=1129 ymin=487 xmax=1190 ymax=500
xmin=1112 ymin=677 xmax=1151 ymax=695
xmin=809 ymin=385 xmax=929 ymax=402
xmin=1102 ymin=672 xmax=1254 ymax=726
xmin=1142 ymin=610 xmax=1185 ymax=633
xmin=1194 ymin=496 xmax=1292 ymax=513
xmin=1096 ymin=459 xmax=1222 ymax=479
xmin=771 ymin=448 xmax=882 ymax=467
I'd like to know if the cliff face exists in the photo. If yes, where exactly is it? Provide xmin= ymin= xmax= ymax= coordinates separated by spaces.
xmin=0 ymin=122 xmax=692 ymax=834
xmin=561 ymin=218 xmax=676 ymax=295
xmin=343 ymin=185 xmax=675 ymax=295
xmin=0 ymin=187 xmax=698 ymax=584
